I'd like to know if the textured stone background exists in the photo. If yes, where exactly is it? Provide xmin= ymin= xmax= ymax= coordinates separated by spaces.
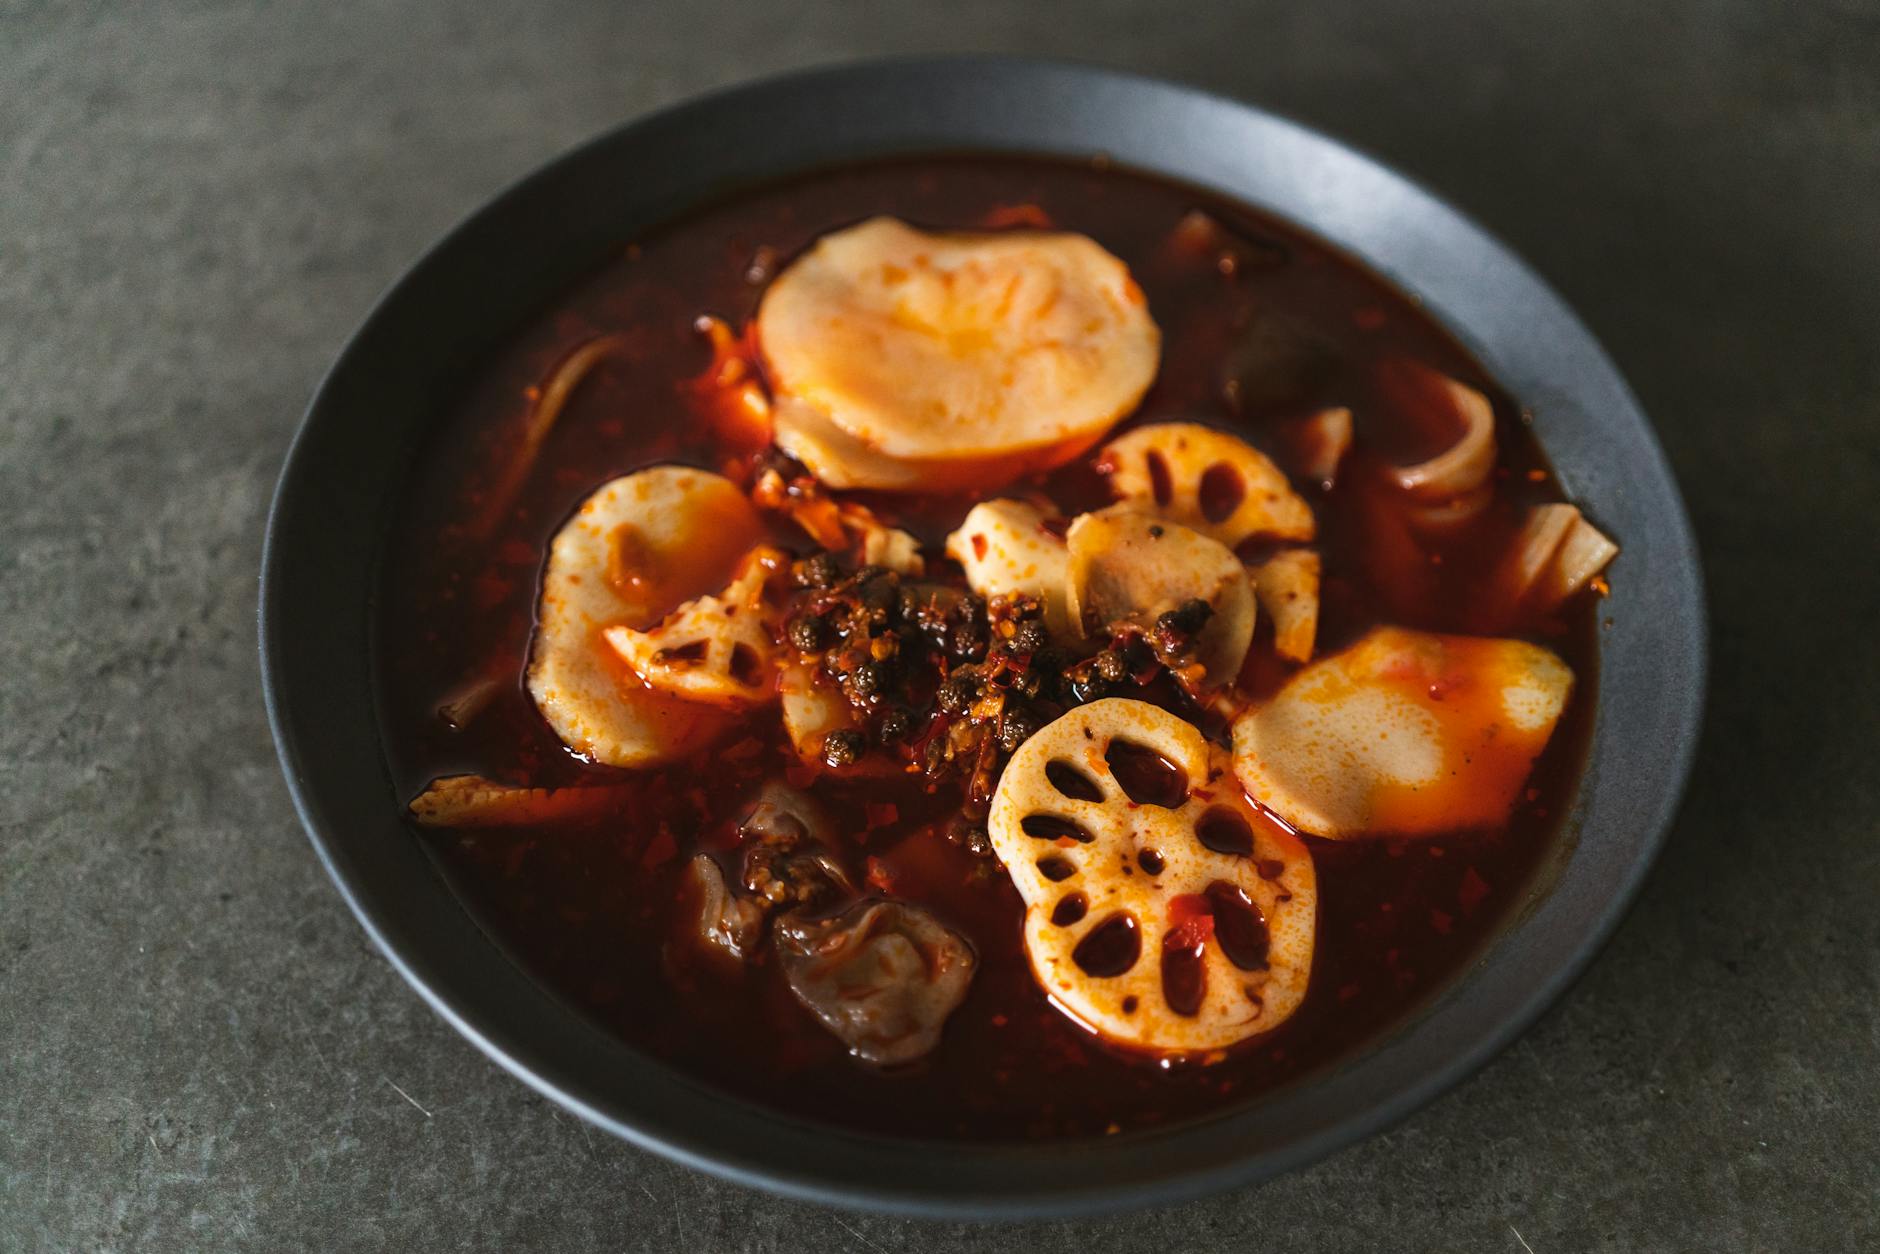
xmin=3 ymin=2 xmax=1876 ymax=1250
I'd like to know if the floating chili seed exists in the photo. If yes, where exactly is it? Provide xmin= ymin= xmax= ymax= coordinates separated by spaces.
xmin=877 ymin=705 xmax=912 ymax=745
xmin=848 ymin=661 xmax=886 ymax=698
xmin=1011 ymin=620 xmax=1047 ymax=653
xmin=821 ymin=729 xmax=866 ymax=769
xmin=949 ymin=622 xmax=988 ymax=661
xmin=947 ymin=818 xmax=995 ymax=858
xmin=1032 ymin=645 xmax=1072 ymax=675
xmin=792 ymin=551 xmax=840 ymax=589
xmin=998 ymin=705 xmax=1046 ymax=753
xmin=1156 ymin=597 xmax=1214 ymax=637
xmin=786 ymin=613 xmax=828 ymax=651
xmin=936 ymin=671 xmax=982 ymax=715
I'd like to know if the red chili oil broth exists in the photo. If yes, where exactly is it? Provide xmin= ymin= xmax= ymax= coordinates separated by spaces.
xmin=374 ymin=155 xmax=1600 ymax=1141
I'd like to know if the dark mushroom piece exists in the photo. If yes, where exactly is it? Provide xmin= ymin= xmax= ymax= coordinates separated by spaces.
xmin=738 ymin=782 xmax=854 ymax=909
xmin=776 ymin=901 xmax=976 ymax=1066
xmin=681 ymin=854 xmax=766 ymax=964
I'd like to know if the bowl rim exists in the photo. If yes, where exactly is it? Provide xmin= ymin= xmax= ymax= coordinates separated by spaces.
xmin=261 ymin=54 xmax=1707 ymax=1218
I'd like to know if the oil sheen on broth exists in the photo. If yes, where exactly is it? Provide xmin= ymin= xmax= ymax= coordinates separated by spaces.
xmin=375 ymin=156 xmax=1613 ymax=1140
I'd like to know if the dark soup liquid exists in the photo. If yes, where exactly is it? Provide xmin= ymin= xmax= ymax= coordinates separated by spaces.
xmin=375 ymin=156 xmax=1600 ymax=1140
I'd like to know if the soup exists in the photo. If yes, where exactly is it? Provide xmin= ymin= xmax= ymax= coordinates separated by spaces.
xmin=375 ymin=156 xmax=1614 ymax=1140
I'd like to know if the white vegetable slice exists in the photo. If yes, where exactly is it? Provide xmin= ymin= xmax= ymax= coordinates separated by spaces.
xmin=1498 ymin=503 xmax=1619 ymax=615
xmin=603 ymin=548 xmax=783 ymax=709
xmin=988 ymin=698 xmax=1316 ymax=1056
xmin=1100 ymin=422 xmax=1315 ymax=548
xmin=527 ymin=468 xmax=761 ymax=766
xmin=777 ymin=661 xmax=898 ymax=776
xmin=842 ymin=503 xmax=925 ymax=576
xmin=943 ymin=499 xmax=1075 ymax=640
xmin=1543 ymin=511 xmax=1619 ymax=606
xmin=759 ymin=217 xmax=1160 ymax=489
xmin=1290 ymin=406 xmax=1353 ymax=488
xmin=1065 ymin=507 xmax=1255 ymax=684
xmin=779 ymin=661 xmax=849 ymax=765
xmin=1232 ymin=627 xmax=1574 ymax=838
xmin=771 ymin=396 xmax=994 ymax=492
xmin=1249 ymin=549 xmax=1321 ymax=663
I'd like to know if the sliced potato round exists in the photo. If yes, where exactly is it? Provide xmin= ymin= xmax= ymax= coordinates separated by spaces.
xmin=527 ymin=468 xmax=761 ymax=766
xmin=1100 ymin=422 xmax=1315 ymax=548
xmin=604 ymin=548 xmax=782 ymax=709
xmin=1232 ymin=627 xmax=1574 ymax=838
xmin=988 ymin=698 xmax=1316 ymax=1056
xmin=943 ymin=498 xmax=1075 ymax=640
xmin=1065 ymin=507 xmax=1255 ymax=683
xmin=759 ymin=217 xmax=1159 ymax=489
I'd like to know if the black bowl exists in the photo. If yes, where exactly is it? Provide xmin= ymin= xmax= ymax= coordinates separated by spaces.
xmin=261 ymin=57 xmax=1705 ymax=1217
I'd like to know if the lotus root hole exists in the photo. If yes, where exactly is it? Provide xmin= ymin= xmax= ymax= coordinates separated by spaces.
xmin=1021 ymin=814 xmax=1095 ymax=844
xmin=1071 ymin=913 xmax=1141 ymax=977
xmin=1195 ymin=806 xmax=1255 ymax=856
xmin=1045 ymin=760 xmax=1106 ymax=802
xmin=1161 ymin=932 xmax=1208 ymax=1017
xmin=729 ymin=643 xmax=763 ymax=687
xmin=1051 ymin=893 xmax=1089 ymax=928
xmin=1198 ymin=462 xmax=1246 ymax=523
xmin=1036 ymin=854 xmax=1077 ymax=882
xmin=659 ymin=639 xmax=710 ymax=665
xmin=1145 ymin=449 xmax=1173 ymax=506
xmin=1206 ymin=881 xmax=1271 ymax=971
xmin=1104 ymin=740 xmax=1188 ymax=808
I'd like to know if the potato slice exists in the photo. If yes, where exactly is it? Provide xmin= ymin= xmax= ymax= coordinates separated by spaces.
xmin=772 ymin=396 xmax=1100 ymax=493
xmin=1249 ymin=549 xmax=1321 ymax=663
xmin=604 ymin=549 xmax=782 ymax=709
xmin=527 ymin=468 xmax=761 ymax=766
xmin=759 ymin=217 xmax=1159 ymax=489
xmin=1100 ymin=422 xmax=1315 ymax=548
xmin=1065 ymin=507 xmax=1255 ymax=684
xmin=943 ymin=499 xmax=1075 ymax=640
xmin=1232 ymin=627 xmax=1574 ymax=838
xmin=988 ymin=698 xmax=1316 ymax=1056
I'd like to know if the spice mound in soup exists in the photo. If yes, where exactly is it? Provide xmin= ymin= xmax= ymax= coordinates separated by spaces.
xmin=378 ymin=157 xmax=1615 ymax=1140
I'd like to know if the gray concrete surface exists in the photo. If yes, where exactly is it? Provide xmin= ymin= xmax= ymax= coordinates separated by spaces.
xmin=3 ymin=1 xmax=1876 ymax=1250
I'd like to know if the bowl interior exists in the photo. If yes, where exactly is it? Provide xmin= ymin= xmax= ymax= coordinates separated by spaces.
xmin=261 ymin=57 xmax=1705 ymax=1217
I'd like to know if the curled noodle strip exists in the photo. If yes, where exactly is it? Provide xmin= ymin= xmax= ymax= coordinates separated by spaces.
xmin=1384 ymin=361 xmax=1498 ymax=503
xmin=470 ymin=334 xmax=630 ymax=540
